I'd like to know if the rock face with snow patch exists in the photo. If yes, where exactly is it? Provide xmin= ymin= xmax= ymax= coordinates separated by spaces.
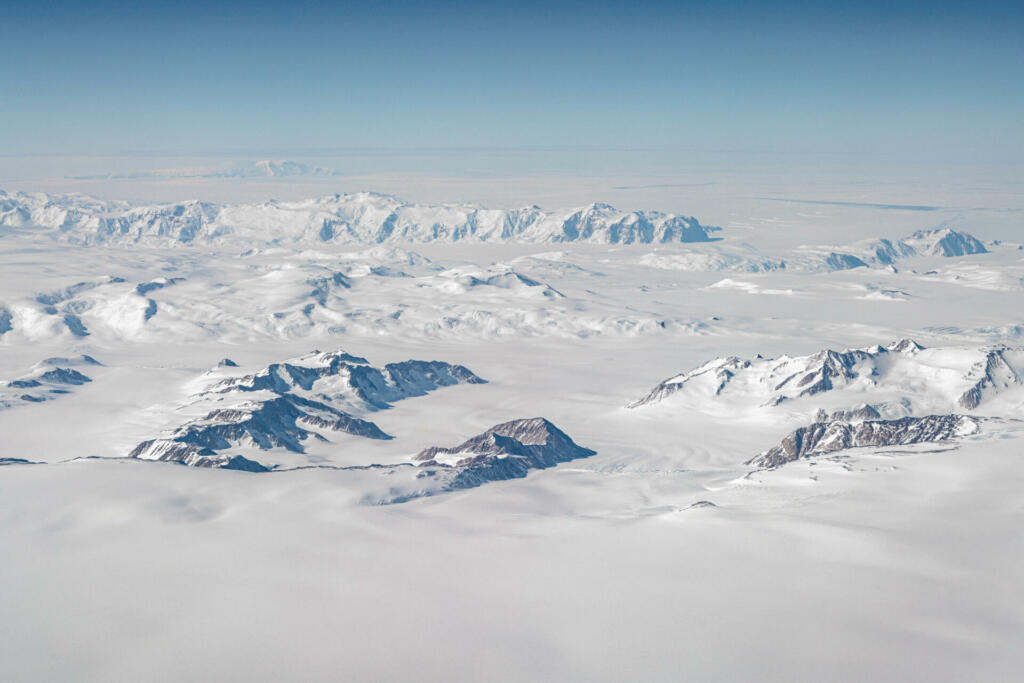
xmin=957 ymin=348 xmax=1021 ymax=409
xmin=130 ymin=349 xmax=485 ymax=469
xmin=415 ymin=418 xmax=596 ymax=490
xmin=749 ymin=414 xmax=980 ymax=469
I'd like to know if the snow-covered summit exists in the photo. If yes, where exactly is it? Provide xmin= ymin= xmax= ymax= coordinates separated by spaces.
xmin=902 ymin=227 xmax=988 ymax=257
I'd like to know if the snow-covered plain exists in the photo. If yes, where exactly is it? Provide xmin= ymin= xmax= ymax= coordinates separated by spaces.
xmin=1 ymin=187 xmax=1023 ymax=681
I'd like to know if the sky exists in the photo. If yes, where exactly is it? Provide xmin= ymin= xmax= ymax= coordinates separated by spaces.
xmin=2 ymin=0 xmax=1023 ymax=163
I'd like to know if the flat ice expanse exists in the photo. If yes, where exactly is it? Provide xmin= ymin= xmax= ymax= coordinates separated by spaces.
xmin=1 ymin=179 xmax=1023 ymax=681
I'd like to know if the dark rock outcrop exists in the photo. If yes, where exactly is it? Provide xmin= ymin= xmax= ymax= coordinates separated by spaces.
xmin=129 ymin=394 xmax=390 ymax=466
xmin=749 ymin=414 xmax=980 ymax=469
xmin=129 ymin=348 xmax=485 ymax=469
xmin=210 ymin=351 xmax=485 ymax=411
xmin=0 ymin=457 xmax=36 ymax=466
xmin=415 ymin=418 xmax=596 ymax=490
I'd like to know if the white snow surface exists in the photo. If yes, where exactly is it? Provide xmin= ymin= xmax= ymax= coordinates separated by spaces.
xmin=1 ymin=187 xmax=1023 ymax=682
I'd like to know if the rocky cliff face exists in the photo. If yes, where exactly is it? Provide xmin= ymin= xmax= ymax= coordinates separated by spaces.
xmin=415 ymin=418 xmax=597 ymax=490
xmin=748 ymin=414 xmax=981 ymax=469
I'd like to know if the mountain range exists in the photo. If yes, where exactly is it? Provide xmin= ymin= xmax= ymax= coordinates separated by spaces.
xmin=0 ymin=191 xmax=716 ymax=245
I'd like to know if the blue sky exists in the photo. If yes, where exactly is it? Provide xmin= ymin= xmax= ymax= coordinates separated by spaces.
xmin=2 ymin=0 xmax=1022 ymax=161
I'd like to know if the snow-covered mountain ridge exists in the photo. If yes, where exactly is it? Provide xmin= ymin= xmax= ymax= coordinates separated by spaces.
xmin=0 ymin=191 xmax=716 ymax=245
xmin=629 ymin=340 xmax=1024 ymax=417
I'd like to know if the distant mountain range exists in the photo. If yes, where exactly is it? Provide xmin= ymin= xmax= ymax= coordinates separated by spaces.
xmin=0 ymin=191 xmax=717 ymax=245
xmin=0 ymin=191 xmax=993 ymax=267
xmin=66 ymin=159 xmax=342 ymax=180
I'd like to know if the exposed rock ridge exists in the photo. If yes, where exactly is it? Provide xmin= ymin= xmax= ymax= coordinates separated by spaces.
xmin=749 ymin=414 xmax=980 ymax=469
xmin=130 ymin=394 xmax=390 ymax=468
xmin=207 ymin=350 xmax=485 ymax=411
xmin=415 ymin=418 xmax=597 ymax=490
xmin=129 ymin=349 xmax=485 ymax=469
